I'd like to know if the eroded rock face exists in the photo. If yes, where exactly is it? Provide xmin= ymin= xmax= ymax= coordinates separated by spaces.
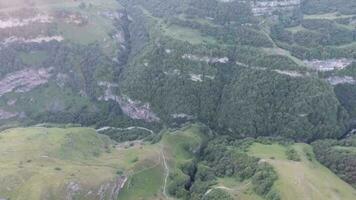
xmin=65 ymin=176 xmax=128 ymax=200
xmin=66 ymin=182 xmax=81 ymax=200
xmin=251 ymin=0 xmax=301 ymax=16
xmin=190 ymin=74 xmax=203 ymax=82
xmin=0 ymin=8 xmax=58 ymax=45
xmin=0 ymin=68 xmax=52 ymax=97
xmin=2 ymin=35 xmax=63 ymax=45
xmin=327 ymin=76 xmax=356 ymax=85
xmin=182 ymin=54 xmax=229 ymax=64
xmin=0 ymin=13 xmax=52 ymax=29
xmin=273 ymin=69 xmax=304 ymax=77
xmin=98 ymin=82 xmax=160 ymax=122
xmin=304 ymin=59 xmax=353 ymax=71
xmin=171 ymin=113 xmax=195 ymax=120
xmin=116 ymin=95 xmax=160 ymax=122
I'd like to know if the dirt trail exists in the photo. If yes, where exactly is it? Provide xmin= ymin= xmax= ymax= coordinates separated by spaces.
xmin=203 ymin=182 xmax=251 ymax=197
xmin=96 ymin=126 xmax=154 ymax=134
xmin=161 ymin=145 xmax=171 ymax=200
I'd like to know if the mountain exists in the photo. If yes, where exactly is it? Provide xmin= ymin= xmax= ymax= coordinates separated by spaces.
xmin=0 ymin=0 xmax=136 ymax=128
xmin=117 ymin=0 xmax=355 ymax=141
xmin=1 ymin=0 xmax=354 ymax=142
xmin=0 ymin=1 xmax=356 ymax=199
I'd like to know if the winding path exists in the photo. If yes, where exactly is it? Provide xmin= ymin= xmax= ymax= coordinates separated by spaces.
xmin=161 ymin=145 xmax=170 ymax=199
xmin=96 ymin=126 xmax=154 ymax=134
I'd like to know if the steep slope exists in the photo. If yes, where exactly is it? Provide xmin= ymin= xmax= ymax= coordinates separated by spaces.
xmin=0 ymin=127 xmax=120 ymax=199
xmin=248 ymin=143 xmax=356 ymax=200
xmin=117 ymin=0 xmax=350 ymax=141
xmin=0 ymin=0 xmax=355 ymax=140
xmin=0 ymin=0 xmax=136 ymax=127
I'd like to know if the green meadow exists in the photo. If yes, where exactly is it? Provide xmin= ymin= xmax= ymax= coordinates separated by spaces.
xmin=248 ymin=143 xmax=356 ymax=200
xmin=0 ymin=127 xmax=160 ymax=199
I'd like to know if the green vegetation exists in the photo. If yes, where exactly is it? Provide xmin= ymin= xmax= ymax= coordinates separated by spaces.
xmin=203 ymin=188 xmax=233 ymax=200
xmin=1 ymin=0 xmax=354 ymax=143
xmin=99 ymin=128 xmax=156 ymax=143
xmin=163 ymin=125 xmax=206 ymax=199
xmin=249 ymin=143 xmax=356 ymax=200
xmin=285 ymin=147 xmax=301 ymax=161
xmin=19 ymin=51 xmax=49 ymax=66
xmin=162 ymin=24 xmax=216 ymax=45
xmin=118 ymin=164 xmax=164 ymax=200
xmin=1 ymin=1 xmax=356 ymax=199
xmin=312 ymin=136 xmax=356 ymax=188
xmin=249 ymin=143 xmax=288 ymax=160
xmin=216 ymin=178 xmax=264 ymax=200
xmin=1 ymin=123 xmax=356 ymax=200
xmin=0 ymin=126 xmax=161 ymax=199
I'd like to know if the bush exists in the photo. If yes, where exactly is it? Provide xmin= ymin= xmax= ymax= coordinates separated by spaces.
xmin=286 ymin=147 xmax=301 ymax=161
xmin=54 ymin=167 xmax=62 ymax=171
xmin=252 ymin=164 xmax=278 ymax=196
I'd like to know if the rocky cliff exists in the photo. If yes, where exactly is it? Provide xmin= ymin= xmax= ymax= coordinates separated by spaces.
xmin=251 ymin=0 xmax=301 ymax=16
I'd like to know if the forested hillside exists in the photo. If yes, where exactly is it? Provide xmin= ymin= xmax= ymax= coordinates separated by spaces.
xmin=1 ymin=0 xmax=356 ymax=200
xmin=117 ymin=0 xmax=355 ymax=141
xmin=0 ymin=0 xmax=355 ymax=141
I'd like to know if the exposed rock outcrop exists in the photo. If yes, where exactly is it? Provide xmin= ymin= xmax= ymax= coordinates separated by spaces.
xmin=273 ymin=69 xmax=304 ymax=77
xmin=304 ymin=59 xmax=353 ymax=71
xmin=327 ymin=76 xmax=356 ymax=85
xmin=0 ymin=13 xmax=52 ymax=29
xmin=171 ymin=113 xmax=195 ymax=120
xmin=117 ymin=95 xmax=160 ymax=122
xmin=2 ymin=35 xmax=63 ymax=45
xmin=66 ymin=182 xmax=81 ymax=200
xmin=0 ymin=68 xmax=52 ymax=97
xmin=97 ymin=176 xmax=128 ymax=200
xmin=251 ymin=0 xmax=301 ymax=16
xmin=182 ymin=54 xmax=229 ymax=64
xmin=98 ymin=82 xmax=160 ymax=122
xmin=65 ymin=176 xmax=127 ymax=200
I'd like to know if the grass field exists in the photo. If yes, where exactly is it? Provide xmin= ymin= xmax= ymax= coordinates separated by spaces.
xmin=216 ymin=178 xmax=263 ymax=200
xmin=118 ymin=124 xmax=207 ymax=200
xmin=162 ymin=124 xmax=204 ymax=162
xmin=0 ymin=126 xmax=161 ymax=200
xmin=139 ymin=6 xmax=216 ymax=45
xmin=118 ymin=164 xmax=165 ymax=200
xmin=249 ymin=143 xmax=356 ymax=200
xmin=162 ymin=24 xmax=217 ymax=45
xmin=0 ymin=124 xmax=208 ymax=200
xmin=248 ymin=143 xmax=288 ymax=160
xmin=2 ymin=125 xmax=355 ymax=200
